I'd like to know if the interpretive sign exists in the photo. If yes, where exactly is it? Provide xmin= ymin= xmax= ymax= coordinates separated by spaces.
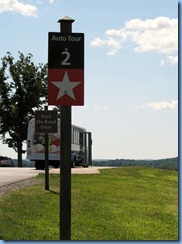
xmin=48 ymin=32 xmax=84 ymax=106
xmin=35 ymin=110 xmax=58 ymax=134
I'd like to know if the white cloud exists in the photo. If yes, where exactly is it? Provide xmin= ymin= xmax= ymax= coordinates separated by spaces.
xmin=90 ymin=16 xmax=178 ymax=65
xmin=90 ymin=38 xmax=107 ymax=47
xmin=90 ymin=36 xmax=122 ymax=53
xmin=0 ymin=0 xmax=38 ymax=17
xmin=94 ymin=105 xmax=108 ymax=110
xmin=160 ymin=55 xmax=178 ymax=66
xmin=160 ymin=60 xmax=165 ymax=67
xmin=134 ymin=104 xmax=146 ymax=109
xmin=166 ymin=55 xmax=178 ymax=65
xmin=136 ymin=100 xmax=178 ymax=110
xmin=147 ymin=100 xmax=178 ymax=110
xmin=107 ymin=48 xmax=119 ymax=56
xmin=107 ymin=37 xmax=122 ymax=49
xmin=130 ymin=18 xmax=177 ymax=54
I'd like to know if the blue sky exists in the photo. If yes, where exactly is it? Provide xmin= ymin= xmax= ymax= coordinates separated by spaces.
xmin=0 ymin=0 xmax=179 ymax=160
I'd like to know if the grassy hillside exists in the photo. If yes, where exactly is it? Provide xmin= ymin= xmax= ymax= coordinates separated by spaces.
xmin=0 ymin=167 xmax=178 ymax=240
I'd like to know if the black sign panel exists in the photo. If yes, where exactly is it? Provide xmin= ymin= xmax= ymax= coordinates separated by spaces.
xmin=48 ymin=32 xmax=84 ymax=69
xmin=35 ymin=111 xmax=58 ymax=134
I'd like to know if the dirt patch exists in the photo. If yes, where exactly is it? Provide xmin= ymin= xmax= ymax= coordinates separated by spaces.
xmin=0 ymin=178 xmax=43 ymax=197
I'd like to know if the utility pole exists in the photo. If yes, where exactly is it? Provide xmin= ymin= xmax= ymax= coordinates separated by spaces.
xmin=58 ymin=16 xmax=74 ymax=240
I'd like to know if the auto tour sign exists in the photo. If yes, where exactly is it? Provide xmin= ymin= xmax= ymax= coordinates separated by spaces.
xmin=48 ymin=32 xmax=84 ymax=106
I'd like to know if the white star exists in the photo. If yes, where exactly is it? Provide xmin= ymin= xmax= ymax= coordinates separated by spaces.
xmin=52 ymin=71 xmax=81 ymax=100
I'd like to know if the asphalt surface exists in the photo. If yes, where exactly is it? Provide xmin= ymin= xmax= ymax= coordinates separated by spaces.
xmin=0 ymin=168 xmax=43 ymax=186
xmin=0 ymin=167 xmax=112 ymax=187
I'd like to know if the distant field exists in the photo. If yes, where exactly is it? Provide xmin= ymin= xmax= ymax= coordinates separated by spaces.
xmin=0 ymin=167 xmax=178 ymax=240
xmin=93 ymin=157 xmax=178 ymax=171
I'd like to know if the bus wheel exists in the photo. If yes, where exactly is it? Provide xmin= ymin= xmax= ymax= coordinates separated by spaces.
xmin=35 ymin=161 xmax=44 ymax=170
xmin=82 ymin=165 xmax=88 ymax=168
xmin=35 ymin=161 xmax=40 ymax=170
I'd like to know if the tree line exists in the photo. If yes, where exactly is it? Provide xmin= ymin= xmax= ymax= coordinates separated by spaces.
xmin=92 ymin=157 xmax=178 ymax=171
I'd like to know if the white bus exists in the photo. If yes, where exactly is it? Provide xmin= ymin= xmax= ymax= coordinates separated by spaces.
xmin=26 ymin=118 xmax=92 ymax=169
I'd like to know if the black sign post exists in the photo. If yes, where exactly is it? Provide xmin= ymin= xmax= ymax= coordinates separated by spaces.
xmin=48 ymin=16 xmax=84 ymax=240
xmin=58 ymin=16 xmax=74 ymax=241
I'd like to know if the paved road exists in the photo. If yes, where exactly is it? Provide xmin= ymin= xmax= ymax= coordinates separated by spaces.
xmin=0 ymin=168 xmax=43 ymax=186
xmin=0 ymin=167 xmax=113 ymax=187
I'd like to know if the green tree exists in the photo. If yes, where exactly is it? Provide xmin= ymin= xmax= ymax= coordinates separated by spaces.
xmin=0 ymin=52 xmax=47 ymax=167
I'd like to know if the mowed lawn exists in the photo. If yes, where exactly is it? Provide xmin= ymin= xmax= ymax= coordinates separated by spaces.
xmin=0 ymin=167 xmax=178 ymax=240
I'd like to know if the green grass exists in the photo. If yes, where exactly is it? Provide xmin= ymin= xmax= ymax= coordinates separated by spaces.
xmin=0 ymin=167 xmax=178 ymax=240
xmin=0 ymin=174 xmax=60 ymax=240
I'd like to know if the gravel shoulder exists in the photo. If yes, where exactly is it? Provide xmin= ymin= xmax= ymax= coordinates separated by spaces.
xmin=0 ymin=178 xmax=43 ymax=197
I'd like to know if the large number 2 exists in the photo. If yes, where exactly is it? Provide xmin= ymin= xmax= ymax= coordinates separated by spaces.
xmin=61 ymin=48 xmax=71 ymax=65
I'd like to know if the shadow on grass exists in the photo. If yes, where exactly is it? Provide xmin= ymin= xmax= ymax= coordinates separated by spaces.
xmin=48 ymin=190 xmax=60 ymax=194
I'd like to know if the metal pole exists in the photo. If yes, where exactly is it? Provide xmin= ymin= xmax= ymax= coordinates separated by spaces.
xmin=58 ymin=16 xmax=74 ymax=240
xmin=45 ymin=105 xmax=49 ymax=190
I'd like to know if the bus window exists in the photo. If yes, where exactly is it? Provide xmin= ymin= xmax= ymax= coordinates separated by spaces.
xmin=74 ymin=128 xmax=76 ymax=144
xmin=71 ymin=126 xmax=74 ymax=144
